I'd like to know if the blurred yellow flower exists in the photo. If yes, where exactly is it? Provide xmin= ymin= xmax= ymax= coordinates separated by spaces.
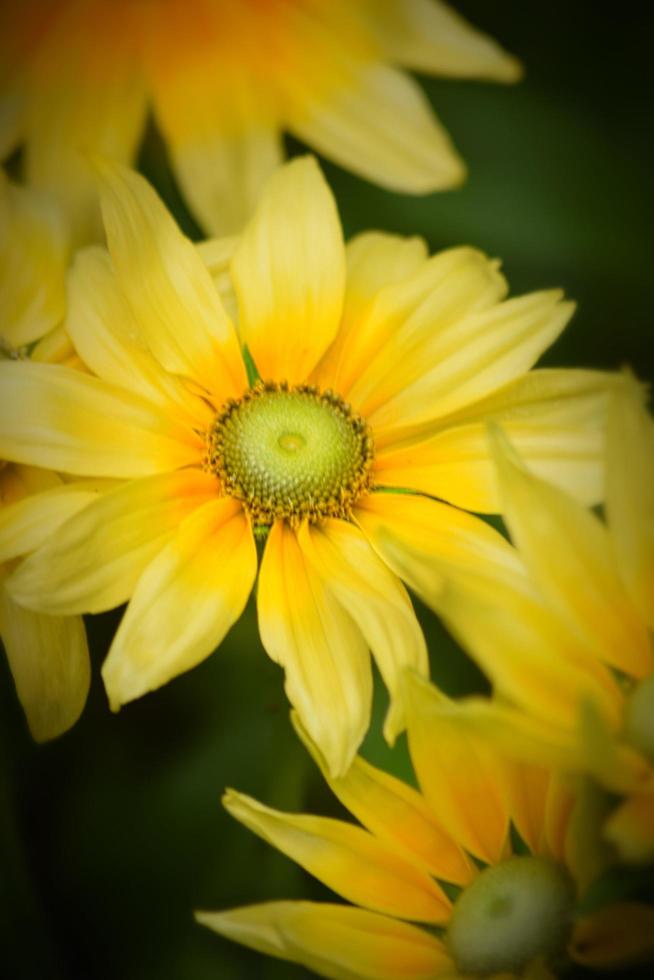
xmin=0 ymin=157 xmax=615 ymax=774
xmin=0 ymin=172 xmax=94 ymax=740
xmin=196 ymin=679 xmax=654 ymax=978
xmin=410 ymin=378 xmax=654 ymax=865
xmin=0 ymin=0 xmax=521 ymax=241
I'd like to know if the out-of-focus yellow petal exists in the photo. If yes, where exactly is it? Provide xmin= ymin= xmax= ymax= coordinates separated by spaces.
xmin=196 ymin=900 xmax=453 ymax=980
xmin=224 ymin=789 xmax=451 ymax=924
xmin=606 ymin=378 xmax=654 ymax=630
xmin=298 ymin=519 xmax=427 ymax=743
xmin=8 ymin=471 xmax=219 ymax=615
xmin=0 ymin=479 xmax=100 ymax=563
xmin=374 ymin=369 xmax=612 ymax=511
xmin=404 ymin=673 xmax=511 ymax=864
xmin=102 ymin=498 xmax=255 ymax=708
xmin=569 ymin=902 xmax=654 ymax=969
xmin=502 ymin=762 xmax=550 ymax=856
xmin=231 ymin=156 xmax=345 ymax=384
xmin=0 ymin=361 xmax=203 ymax=477
xmin=313 ymin=231 xmax=428 ymax=393
xmin=289 ymin=64 xmax=464 ymax=195
xmin=258 ymin=521 xmax=372 ymax=778
xmin=22 ymin=0 xmax=148 ymax=244
xmin=491 ymin=425 xmax=651 ymax=678
xmin=96 ymin=161 xmax=245 ymax=399
xmin=603 ymin=793 xmax=654 ymax=864
xmin=0 ymin=583 xmax=89 ymax=742
xmin=0 ymin=174 xmax=68 ymax=348
xmin=358 ymin=288 xmax=573 ymax=434
xmin=543 ymin=773 xmax=574 ymax=865
xmin=66 ymin=246 xmax=213 ymax=428
xmin=375 ymin=0 xmax=522 ymax=82
xmin=292 ymin=713 xmax=474 ymax=886
xmin=344 ymin=246 xmax=507 ymax=418
xmin=354 ymin=491 xmax=524 ymax=606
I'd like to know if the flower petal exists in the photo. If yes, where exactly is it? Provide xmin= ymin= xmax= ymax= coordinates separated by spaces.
xmin=223 ymin=789 xmax=451 ymax=924
xmin=298 ymin=519 xmax=428 ymax=743
xmin=404 ymin=673 xmax=511 ymax=864
xmin=66 ymin=245 xmax=213 ymax=427
xmin=375 ymin=0 xmax=522 ymax=81
xmin=231 ymin=156 xmax=346 ymax=383
xmin=196 ymin=901 xmax=452 ymax=980
xmin=102 ymin=497 xmax=255 ymax=708
xmin=8 ymin=471 xmax=219 ymax=615
xmin=258 ymin=520 xmax=372 ymax=778
xmin=0 ymin=361 xmax=202 ymax=477
xmin=292 ymin=713 xmax=474 ymax=886
xmin=0 ymin=479 xmax=101 ymax=564
xmin=96 ymin=161 xmax=245 ymax=398
xmin=603 ymin=794 xmax=654 ymax=865
xmin=570 ymin=902 xmax=654 ymax=969
xmin=289 ymin=64 xmax=464 ymax=194
xmin=374 ymin=369 xmax=613 ymax=511
xmin=0 ymin=582 xmax=89 ymax=742
xmin=0 ymin=174 xmax=68 ymax=348
xmin=364 ymin=290 xmax=575 ymax=433
xmin=606 ymin=377 xmax=654 ymax=630
xmin=344 ymin=246 xmax=507 ymax=411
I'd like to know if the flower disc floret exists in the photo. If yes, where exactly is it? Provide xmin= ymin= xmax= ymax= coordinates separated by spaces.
xmin=447 ymin=855 xmax=575 ymax=976
xmin=207 ymin=382 xmax=374 ymax=526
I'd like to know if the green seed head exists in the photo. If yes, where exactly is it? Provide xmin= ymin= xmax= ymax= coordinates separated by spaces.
xmin=207 ymin=382 xmax=374 ymax=526
xmin=624 ymin=673 xmax=654 ymax=760
xmin=447 ymin=855 xmax=575 ymax=976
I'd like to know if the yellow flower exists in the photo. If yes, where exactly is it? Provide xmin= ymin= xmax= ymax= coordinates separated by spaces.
xmin=406 ymin=378 xmax=654 ymax=864
xmin=196 ymin=680 xmax=654 ymax=978
xmin=0 ymin=0 xmax=521 ymax=241
xmin=0 ymin=157 xmax=615 ymax=774
xmin=0 ymin=172 xmax=94 ymax=740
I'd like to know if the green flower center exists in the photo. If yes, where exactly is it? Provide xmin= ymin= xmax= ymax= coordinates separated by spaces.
xmin=207 ymin=382 xmax=374 ymax=526
xmin=624 ymin=674 xmax=654 ymax=760
xmin=447 ymin=855 xmax=575 ymax=976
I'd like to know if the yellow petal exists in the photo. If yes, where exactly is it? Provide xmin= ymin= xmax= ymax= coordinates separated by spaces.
xmin=298 ymin=519 xmax=428 ymax=743
xmin=569 ymin=902 xmax=654 ymax=969
xmin=0 ymin=361 xmax=202 ymax=477
xmin=22 ymin=0 xmax=148 ymax=244
xmin=231 ymin=156 xmax=345 ymax=383
xmin=491 ymin=425 xmax=652 ymax=679
xmin=96 ymin=161 xmax=245 ymax=398
xmin=603 ymin=793 xmax=654 ymax=864
xmin=364 ymin=290 xmax=575 ymax=433
xmin=224 ymin=789 xmax=451 ymax=924
xmin=102 ymin=498 xmax=255 ymax=708
xmin=293 ymin=713 xmax=475 ymax=886
xmin=0 ymin=582 xmax=89 ymax=742
xmin=404 ymin=673 xmax=511 ymax=864
xmin=345 ymin=246 xmax=507 ymax=418
xmin=0 ymin=478 xmax=100 ymax=564
xmin=606 ymin=377 xmax=654 ymax=629
xmin=375 ymin=0 xmax=522 ymax=82
xmin=0 ymin=174 xmax=68 ymax=348
xmin=501 ymin=761 xmax=550 ymax=855
xmin=9 ymin=471 xmax=219 ymax=615
xmin=258 ymin=521 xmax=372 ymax=778
xmin=196 ymin=901 xmax=452 ymax=980
xmin=313 ymin=231 xmax=428 ymax=394
xmin=374 ymin=369 xmax=613 ymax=511
xmin=289 ymin=64 xmax=464 ymax=194
xmin=354 ymin=491 xmax=524 ymax=606
xmin=66 ymin=246 xmax=213 ymax=428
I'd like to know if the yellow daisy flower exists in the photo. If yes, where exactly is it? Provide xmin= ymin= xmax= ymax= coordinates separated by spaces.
xmin=196 ymin=681 xmax=654 ymax=978
xmin=403 ymin=378 xmax=654 ymax=864
xmin=0 ymin=157 xmax=615 ymax=775
xmin=0 ymin=172 xmax=95 ymax=740
xmin=0 ymin=0 xmax=521 ymax=241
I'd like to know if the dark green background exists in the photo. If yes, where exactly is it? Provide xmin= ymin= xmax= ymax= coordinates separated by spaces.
xmin=2 ymin=3 xmax=653 ymax=978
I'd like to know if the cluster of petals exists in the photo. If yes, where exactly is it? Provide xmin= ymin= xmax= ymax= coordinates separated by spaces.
xmin=0 ymin=0 xmax=520 ymax=241
xmin=0 ymin=155 xmax=618 ymax=777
